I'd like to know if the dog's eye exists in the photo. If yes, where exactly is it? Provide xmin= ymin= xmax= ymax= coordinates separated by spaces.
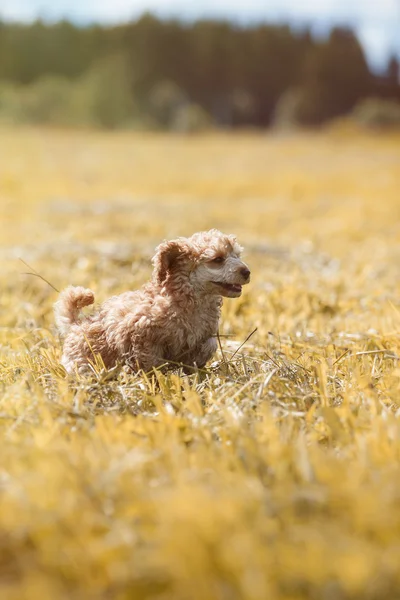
xmin=211 ymin=256 xmax=225 ymax=264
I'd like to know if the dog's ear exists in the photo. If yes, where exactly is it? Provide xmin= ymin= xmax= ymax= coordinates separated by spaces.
xmin=152 ymin=240 xmax=188 ymax=284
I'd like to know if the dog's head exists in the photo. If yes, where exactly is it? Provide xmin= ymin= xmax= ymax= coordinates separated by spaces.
xmin=152 ymin=229 xmax=250 ymax=298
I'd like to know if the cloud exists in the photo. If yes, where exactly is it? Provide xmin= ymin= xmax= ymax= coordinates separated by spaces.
xmin=1 ymin=0 xmax=399 ymax=23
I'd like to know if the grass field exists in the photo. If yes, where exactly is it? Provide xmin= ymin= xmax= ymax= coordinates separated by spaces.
xmin=1 ymin=126 xmax=400 ymax=600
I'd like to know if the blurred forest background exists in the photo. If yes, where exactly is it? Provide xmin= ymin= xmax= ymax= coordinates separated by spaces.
xmin=0 ymin=14 xmax=400 ymax=131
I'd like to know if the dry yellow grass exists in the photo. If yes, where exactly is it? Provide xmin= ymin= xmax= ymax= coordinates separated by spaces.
xmin=1 ymin=126 xmax=400 ymax=599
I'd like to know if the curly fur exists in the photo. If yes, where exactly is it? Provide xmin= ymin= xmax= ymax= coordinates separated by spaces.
xmin=54 ymin=229 xmax=250 ymax=375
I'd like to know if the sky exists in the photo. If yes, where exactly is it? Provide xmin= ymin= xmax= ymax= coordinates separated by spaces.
xmin=1 ymin=0 xmax=399 ymax=71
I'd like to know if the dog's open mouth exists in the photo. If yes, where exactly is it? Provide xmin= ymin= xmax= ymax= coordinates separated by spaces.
xmin=212 ymin=282 xmax=242 ymax=294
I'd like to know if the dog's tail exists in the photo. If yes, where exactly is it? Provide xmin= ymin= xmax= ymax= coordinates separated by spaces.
xmin=54 ymin=286 xmax=95 ymax=336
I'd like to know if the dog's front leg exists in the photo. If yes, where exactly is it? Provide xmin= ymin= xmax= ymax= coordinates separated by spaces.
xmin=191 ymin=336 xmax=218 ymax=370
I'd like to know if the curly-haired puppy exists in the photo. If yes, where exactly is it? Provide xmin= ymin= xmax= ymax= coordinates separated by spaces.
xmin=55 ymin=229 xmax=250 ymax=374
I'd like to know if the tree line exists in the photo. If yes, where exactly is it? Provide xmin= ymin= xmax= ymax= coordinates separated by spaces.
xmin=0 ymin=15 xmax=399 ymax=129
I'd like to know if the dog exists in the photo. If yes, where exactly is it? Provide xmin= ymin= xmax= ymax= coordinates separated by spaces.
xmin=55 ymin=229 xmax=250 ymax=375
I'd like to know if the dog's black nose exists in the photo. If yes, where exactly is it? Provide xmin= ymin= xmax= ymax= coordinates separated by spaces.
xmin=241 ymin=268 xmax=251 ymax=280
